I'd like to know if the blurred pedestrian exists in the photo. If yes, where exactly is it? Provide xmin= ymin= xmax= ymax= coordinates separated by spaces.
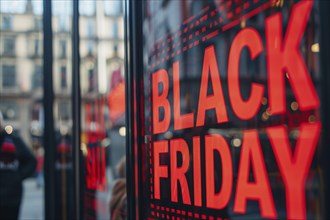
xmin=0 ymin=111 xmax=37 ymax=220
xmin=35 ymin=146 xmax=44 ymax=189
xmin=109 ymin=156 xmax=127 ymax=220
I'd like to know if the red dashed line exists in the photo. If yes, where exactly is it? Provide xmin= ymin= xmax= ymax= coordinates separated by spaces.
xmin=183 ymin=15 xmax=195 ymax=25
xmin=184 ymin=27 xmax=188 ymax=33
xmin=244 ymin=2 xmax=250 ymax=9
xmin=195 ymin=30 xmax=200 ymax=36
xmin=227 ymin=12 xmax=233 ymax=19
xmin=183 ymin=46 xmax=187 ymax=51
xmin=227 ymin=1 xmax=232 ymax=7
xmin=194 ymin=40 xmax=200 ymax=46
xmin=236 ymin=7 xmax=242 ymax=14
xmin=211 ymin=10 xmax=216 ymax=17
xmin=205 ymin=30 xmax=219 ymax=40
xmin=253 ymin=0 xmax=259 ymax=3
xmin=200 ymin=14 xmax=208 ymax=22
xmin=202 ymin=27 xmax=207 ymax=32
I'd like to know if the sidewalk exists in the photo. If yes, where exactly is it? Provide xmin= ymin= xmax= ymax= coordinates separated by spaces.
xmin=19 ymin=178 xmax=44 ymax=220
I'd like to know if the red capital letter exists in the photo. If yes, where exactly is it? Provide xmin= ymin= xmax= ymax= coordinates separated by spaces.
xmin=154 ymin=140 xmax=169 ymax=199
xmin=196 ymin=45 xmax=228 ymax=127
xmin=234 ymin=130 xmax=277 ymax=218
xmin=173 ymin=62 xmax=194 ymax=130
xmin=152 ymin=69 xmax=170 ymax=134
xmin=170 ymin=139 xmax=191 ymax=205
xmin=228 ymin=28 xmax=264 ymax=120
xmin=267 ymin=122 xmax=321 ymax=220
xmin=193 ymin=136 xmax=202 ymax=206
xmin=205 ymin=135 xmax=233 ymax=209
xmin=266 ymin=0 xmax=319 ymax=114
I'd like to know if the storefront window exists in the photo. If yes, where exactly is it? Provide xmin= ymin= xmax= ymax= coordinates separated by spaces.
xmin=80 ymin=1 xmax=126 ymax=219
xmin=139 ymin=0 xmax=325 ymax=219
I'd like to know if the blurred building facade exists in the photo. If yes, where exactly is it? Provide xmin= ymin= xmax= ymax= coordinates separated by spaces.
xmin=0 ymin=0 xmax=125 ymax=147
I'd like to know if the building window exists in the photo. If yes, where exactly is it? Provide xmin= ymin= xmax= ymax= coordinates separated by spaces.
xmin=0 ymin=101 xmax=17 ymax=120
xmin=60 ymin=66 xmax=67 ymax=89
xmin=60 ymin=40 xmax=66 ymax=58
xmin=58 ymin=101 xmax=70 ymax=121
xmin=2 ymin=16 xmax=12 ymax=30
xmin=104 ymin=1 xmax=123 ymax=15
xmin=3 ymin=37 xmax=15 ymax=56
xmin=2 ymin=65 xmax=16 ymax=88
xmin=87 ymin=40 xmax=93 ymax=56
xmin=87 ymin=19 xmax=94 ymax=37
xmin=34 ymin=39 xmax=40 ymax=56
xmin=88 ymin=68 xmax=95 ymax=92
xmin=32 ymin=65 xmax=42 ymax=89
xmin=34 ymin=18 xmax=42 ymax=30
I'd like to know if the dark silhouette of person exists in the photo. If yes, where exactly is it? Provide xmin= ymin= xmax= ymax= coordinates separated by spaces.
xmin=0 ymin=112 xmax=37 ymax=220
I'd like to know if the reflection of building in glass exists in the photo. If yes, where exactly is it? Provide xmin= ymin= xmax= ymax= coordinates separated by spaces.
xmin=0 ymin=0 xmax=125 ymax=146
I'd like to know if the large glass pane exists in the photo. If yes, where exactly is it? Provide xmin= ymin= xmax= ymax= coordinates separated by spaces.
xmin=0 ymin=0 xmax=44 ymax=219
xmin=140 ymin=0 xmax=326 ymax=219
xmin=79 ymin=1 xmax=126 ymax=219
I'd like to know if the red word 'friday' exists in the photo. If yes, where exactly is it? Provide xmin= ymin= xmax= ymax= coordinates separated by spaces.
xmin=152 ymin=1 xmax=319 ymax=134
xmin=153 ymin=123 xmax=321 ymax=219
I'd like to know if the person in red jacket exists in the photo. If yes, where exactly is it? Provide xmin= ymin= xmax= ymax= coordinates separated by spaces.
xmin=0 ymin=112 xmax=37 ymax=220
